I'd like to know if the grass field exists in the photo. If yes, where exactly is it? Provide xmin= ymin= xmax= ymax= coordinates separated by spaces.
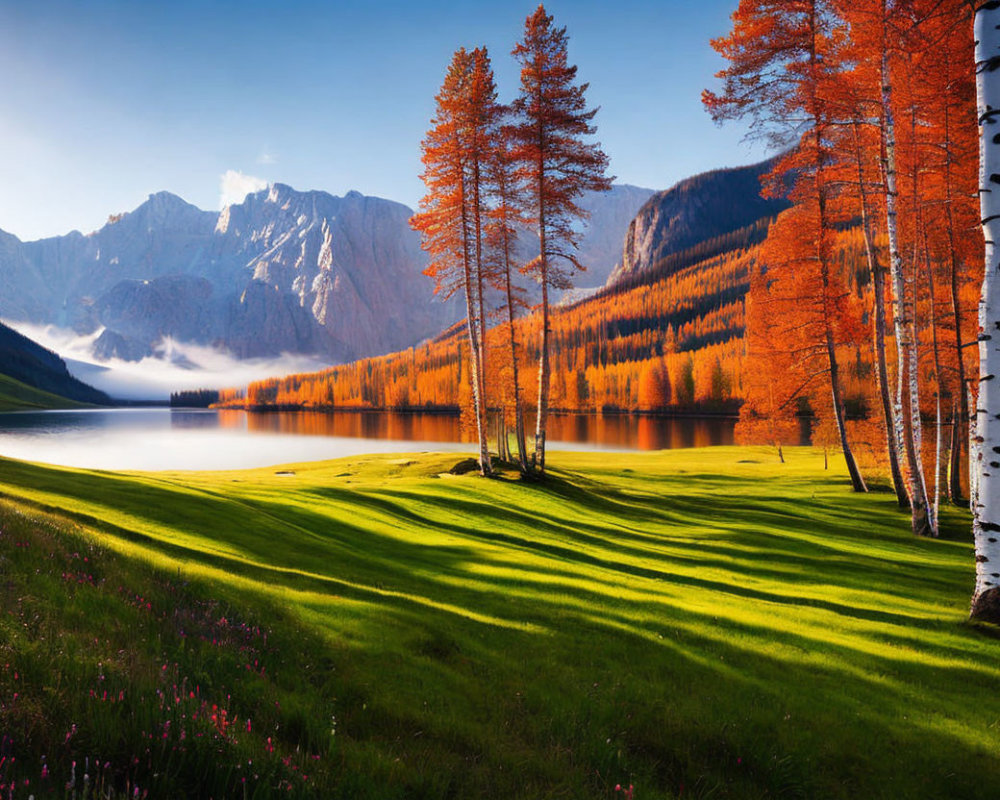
xmin=0 ymin=447 xmax=998 ymax=798
xmin=0 ymin=373 xmax=90 ymax=412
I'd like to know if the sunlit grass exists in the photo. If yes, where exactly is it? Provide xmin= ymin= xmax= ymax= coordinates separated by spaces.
xmin=0 ymin=446 xmax=998 ymax=798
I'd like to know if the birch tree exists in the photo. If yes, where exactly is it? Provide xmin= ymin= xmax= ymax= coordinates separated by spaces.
xmin=972 ymin=0 xmax=1000 ymax=622
xmin=877 ymin=0 xmax=935 ymax=535
xmin=849 ymin=114 xmax=910 ymax=506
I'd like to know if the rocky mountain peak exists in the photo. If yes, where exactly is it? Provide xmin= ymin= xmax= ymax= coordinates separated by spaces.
xmin=0 ymin=183 xmax=461 ymax=364
xmin=0 ymin=177 xmax=647 ymax=367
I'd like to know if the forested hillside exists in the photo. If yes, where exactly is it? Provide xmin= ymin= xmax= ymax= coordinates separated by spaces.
xmin=0 ymin=321 xmax=110 ymax=406
xmin=213 ymin=221 xmax=761 ymax=414
xmin=210 ymin=216 xmax=902 ymax=429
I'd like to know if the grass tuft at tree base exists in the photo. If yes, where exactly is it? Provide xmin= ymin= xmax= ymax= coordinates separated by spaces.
xmin=0 ymin=446 xmax=998 ymax=798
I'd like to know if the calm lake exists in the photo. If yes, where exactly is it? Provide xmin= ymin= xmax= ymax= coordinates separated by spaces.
xmin=0 ymin=408 xmax=736 ymax=471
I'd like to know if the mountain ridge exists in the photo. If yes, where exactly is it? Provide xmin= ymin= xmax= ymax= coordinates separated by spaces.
xmin=609 ymin=157 xmax=789 ymax=285
xmin=0 ymin=181 xmax=647 ymax=366
xmin=0 ymin=185 xmax=460 ymax=363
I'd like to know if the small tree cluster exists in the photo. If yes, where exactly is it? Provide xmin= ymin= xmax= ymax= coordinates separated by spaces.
xmin=411 ymin=4 xmax=611 ymax=476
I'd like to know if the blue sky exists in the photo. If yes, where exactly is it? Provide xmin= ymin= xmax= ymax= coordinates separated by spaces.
xmin=0 ymin=0 xmax=765 ymax=241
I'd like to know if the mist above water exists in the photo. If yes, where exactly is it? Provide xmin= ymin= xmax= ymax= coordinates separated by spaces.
xmin=3 ymin=320 xmax=332 ymax=402
xmin=0 ymin=408 xmax=473 ymax=471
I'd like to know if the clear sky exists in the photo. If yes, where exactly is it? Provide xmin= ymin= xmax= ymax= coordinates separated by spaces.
xmin=0 ymin=0 xmax=766 ymax=241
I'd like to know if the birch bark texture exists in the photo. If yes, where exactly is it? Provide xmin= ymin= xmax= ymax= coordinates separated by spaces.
xmin=973 ymin=0 xmax=1000 ymax=622
xmin=880 ymin=38 xmax=933 ymax=536
xmin=851 ymin=117 xmax=909 ymax=507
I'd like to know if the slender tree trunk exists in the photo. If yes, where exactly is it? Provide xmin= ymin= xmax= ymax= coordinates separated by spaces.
xmin=923 ymin=224 xmax=944 ymax=535
xmin=534 ymin=157 xmax=551 ymax=473
xmin=951 ymin=395 xmax=963 ymax=503
xmin=853 ymin=119 xmax=908 ymax=506
xmin=502 ymin=227 xmax=530 ymax=473
xmin=912 ymin=106 xmax=941 ymax=536
xmin=973 ymin=1 xmax=1000 ymax=621
xmin=808 ymin=5 xmax=865 ymax=493
xmin=536 ymin=269 xmax=550 ymax=472
xmin=463 ymin=281 xmax=490 ymax=475
xmin=944 ymin=97 xmax=970 ymax=504
xmin=472 ymin=160 xmax=493 ymax=475
xmin=496 ymin=415 xmax=508 ymax=461
xmin=949 ymin=395 xmax=959 ymax=503
xmin=461 ymin=169 xmax=491 ymax=476
xmin=767 ymin=382 xmax=786 ymax=463
xmin=825 ymin=323 xmax=868 ymax=491
xmin=817 ymin=202 xmax=866 ymax=492
xmin=880 ymin=40 xmax=931 ymax=535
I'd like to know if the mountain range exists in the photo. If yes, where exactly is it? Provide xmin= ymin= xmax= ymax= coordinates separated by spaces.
xmin=0 ymin=183 xmax=652 ymax=366
xmin=0 ymin=157 xmax=782 ymax=373
xmin=0 ymin=186 xmax=462 ymax=364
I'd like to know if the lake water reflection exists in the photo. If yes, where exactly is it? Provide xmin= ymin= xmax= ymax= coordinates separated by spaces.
xmin=0 ymin=408 xmax=736 ymax=471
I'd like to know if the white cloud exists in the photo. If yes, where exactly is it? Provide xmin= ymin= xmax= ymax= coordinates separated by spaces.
xmin=219 ymin=169 xmax=268 ymax=208
xmin=256 ymin=151 xmax=277 ymax=165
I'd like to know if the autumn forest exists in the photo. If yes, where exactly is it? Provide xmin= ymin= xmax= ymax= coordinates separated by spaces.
xmin=211 ymin=3 xmax=982 ymax=530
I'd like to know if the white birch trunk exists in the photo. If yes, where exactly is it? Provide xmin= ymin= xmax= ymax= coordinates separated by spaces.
xmin=934 ymin=394 xmax=941 ymax=532
xmin=921 ymin=201 xmax=943 ymax=535
xmin=970 ymin=381 xmax=981 ymax=516
xmin=458 ymin=152 xmax=491 ymax=477
xmin=881 ymin=46 xmax=932 ymax=536
xmin=854 ymin=117 xmax=908 ymax=507
xmin=973 ymin=1 xmax=1000 ymax=621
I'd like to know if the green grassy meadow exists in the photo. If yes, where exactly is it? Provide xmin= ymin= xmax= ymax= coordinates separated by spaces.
xmin=0 ymin=447 xmax=998 ymax=798
xmin=0 ymin=373 xmax=90 ymax=412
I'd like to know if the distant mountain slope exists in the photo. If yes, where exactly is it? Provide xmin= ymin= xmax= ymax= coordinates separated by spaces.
xmin=0 ymin=374 xmax=91 ymax=412
xmin=0 ymin=322 xmax=110 ymax=405
xmin=609 ymin=157 xmax=788 ymax=285
xmin=510 ymin=184 xmax=655 ymax=303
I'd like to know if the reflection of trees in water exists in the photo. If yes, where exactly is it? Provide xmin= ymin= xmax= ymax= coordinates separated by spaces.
xmin=237 ymin=411 xmax=465 ymax=443
xmin=221 ymin=409 xmax=738 ymax=450
xmin=523 ymin=413 xmax=737 ymax=451
xmin=170 ymin=410 xmax=231 ymax=431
